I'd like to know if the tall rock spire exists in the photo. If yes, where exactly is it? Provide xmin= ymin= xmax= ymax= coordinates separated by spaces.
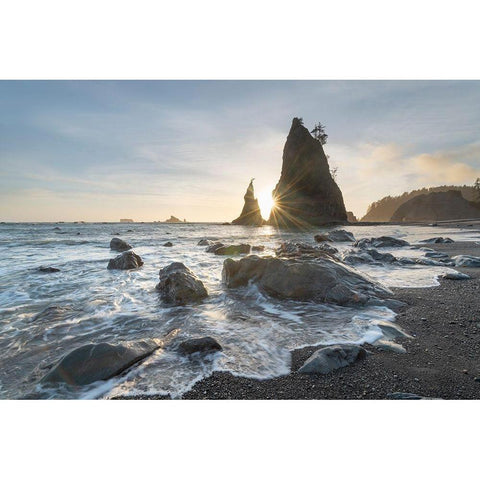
xmin=268 ymin=118 xmax=347 ymax=228
xmin=232 ymin=178 xmax=264 ymax=226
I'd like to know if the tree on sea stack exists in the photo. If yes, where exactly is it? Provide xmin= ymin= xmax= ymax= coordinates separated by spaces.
xmin=311 ymin=122 xmax=328 ymax=145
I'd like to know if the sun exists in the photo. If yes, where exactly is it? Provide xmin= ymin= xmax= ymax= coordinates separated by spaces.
xmin=257 ymin=185 xmax=276 ymax=220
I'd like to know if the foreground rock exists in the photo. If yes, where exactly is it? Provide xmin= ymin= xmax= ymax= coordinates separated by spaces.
xmin=390 ymin=190 xmax=480 ymax=222
xmin=268 ymin=117 xmax=347 ymax=227
xmin=232 ymin=179 xmax=264 ymax=226
xmin=442 ymin=271 xmax=470 ymax=280
xmin=156 ymin=262 xmax=208 ymax=304
xmin=178 ymin=337 xmax=223 ymax=355
xmin=41 ymin=339 xmax=161 ymax=386
xmin=315 ymin=229 xmax=355 ymax=243
xmin=222 ymin=255 xmax=391 ymax=306
xmin=354 ymin=236 xmax=409 ymax=248
xmin=298 ymin=345 xmax=367 ymax=374
xmin=110 ymin=237 xmax=132 ymax=252
xmin=107 ymin=251 xmax=144 ymax=270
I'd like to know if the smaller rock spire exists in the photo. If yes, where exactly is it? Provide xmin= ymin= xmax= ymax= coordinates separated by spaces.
xmin=232 ymin=179 xmax=265 ymax=226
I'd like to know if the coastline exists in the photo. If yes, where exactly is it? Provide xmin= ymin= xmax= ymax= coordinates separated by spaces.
xmin=116 ymin=241 xmax=480 ymax=400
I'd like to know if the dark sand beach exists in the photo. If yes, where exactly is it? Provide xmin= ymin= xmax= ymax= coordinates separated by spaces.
xmin=120 ymin=240 xmax=480 ymax=400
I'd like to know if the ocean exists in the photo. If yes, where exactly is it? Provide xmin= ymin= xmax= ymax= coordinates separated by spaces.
xmin=0 ymin=222 xmax=478 ymax=399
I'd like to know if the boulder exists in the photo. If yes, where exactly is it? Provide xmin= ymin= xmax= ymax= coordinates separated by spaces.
xmin=110 ymin=237 xmax=132 ymax=252
xmin=213 ymin=244 xmax=251 ymax=256
xmin=341 ymin=248 xmax=396 ymax=265
xmin=156 ymin=262 xmax=208 ymax=304
xmin=38 ymin=266 xmax=60 ymax=273
xmin=222 ymin=255 xmax=392 ymax=306
xmin=453 ymin=255 xmax=480 ymax=267
xmin=371 ymin=339 xmax=406 ymax=354
xmin=206 ymin=242 xmax=225 ymax=253
xmin=374 ymin=320 xmax=411 ymax=340
xmin=298 ymin=344 xmax=367 ymax=374
xmin=354 ymin=236 xmax=409 ymax=248
xmin=252 ymin=245 xmax=265 ymax=252
xmin=163 ymin=242 xmax=173 ymax=247
xmin=442 ymin=271 xmax=470 ymax=280
xmin=420 ymin=237 xmax=454 ymax=244
xmin=178 ymin=337 xmax=223 ymax=355
xmin=325 ymin=229 xmax=355 ymax=242
xmin=107 ymin=251 xmax=143 ymax=270
xmin=276 ymin=242 xmax=338 ymax=259
xmin=268 ymin=118 xmax=347 ymax=227
xmin=197 ymin=239 xmax=212 ymax=246
xmin=232 ymin=179 xmax=264 ymax=226
xmin=40 ymin=339 xmax=161 ymax=386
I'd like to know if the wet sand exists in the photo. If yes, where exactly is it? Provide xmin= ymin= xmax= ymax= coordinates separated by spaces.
xmin=117 ymin=241 xmax=480 ymax=400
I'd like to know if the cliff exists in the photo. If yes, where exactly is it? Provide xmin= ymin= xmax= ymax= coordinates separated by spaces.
xmin=268 ymin=118 xmax=347 ymax=228
xmin=390 ymin=190 xmax=480 ymax=222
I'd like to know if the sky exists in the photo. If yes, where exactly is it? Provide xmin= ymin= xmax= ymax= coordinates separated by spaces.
xmin=1 ymin=80 xmax=480 ymax=222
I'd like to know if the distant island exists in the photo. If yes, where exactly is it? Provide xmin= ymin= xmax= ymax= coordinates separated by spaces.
xmin=159 ymin=216 xmax=187 ymax=223
xmin=120 ymin=218 xmax=134 ymax=223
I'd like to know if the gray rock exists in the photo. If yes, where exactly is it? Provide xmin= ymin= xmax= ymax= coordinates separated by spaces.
xmin=397 ymin=257 xmax=416 ymax=265
xmin=213 ymin=244 xmax=251 ymax=255
xmin=326 ymin=229 xmax=355 ymax=242
xmin=354 ymin=236 xmax=409 ymax=248
xmin=40 ymin=339 xmax=161 ymax=386
xmin=178 ymin=337 xmax=223 ymax=355
xmin=276 ymin=242 xmax=338 ymax=259
xmin=420 ymin=237 xmax=454 ymax=244
xmin=107 ymin=251 xmax=144 ymax=270
xmin=453 ymin=255 xmax=480 ymax=267
xmin=206 ymin=242 xmax=225 ymax=253
xmin=252 ymin=245 xmax=265 ymax=252
xmin=38 ymin=266 xmax=60 ymax=273
xmin=197 ymin=239 xmax=212 ymax=246
xmin=341 ymin=248 xmax=396 ymax=265
xmin=416 ymin=257 xmax=454 ymax=266
xmin=298 ymin=344 xmax=367 ymax=374
xmin=442 ymin=271 xmax=470 ymax=280
xmin=372 ymin=339 xmax=406 ymax=354
xmin=424 ymin=251 xmax=450 ymax=259
xmin=375 ymin=320 xmax=412 ymax=340
xmin=110 ymin=237 xmax=132 ymax=252
xmin=156 ymin=262 xmax=208 ymax=304
xmin=163 ymin=242 xmax=173 ymax=247
xmin=222 ymin=255 xmax=392 ymax=306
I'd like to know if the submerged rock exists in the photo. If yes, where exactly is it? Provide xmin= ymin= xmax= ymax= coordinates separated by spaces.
xmin=222 ymin=255 xmax=391 ymax=306
xmin=206 ymin=242 xmax=225 ymax=253
xmin=252 ymin=245 xmax=265 ymax=252
xmin=40 ymin=339 xmax=161 ymax=386
xmin=107 ymin=251 xmax=144 ymax=270
xmin=268 ymin=117 xmax=347 ymax=228
xmin=452 ymin=255 xmax=480 ymax=267
xmin=156 ymin=262 xmax=208 ymax=304
xmin=213 ymin=244 xmax=251 ymax=256
xmin=298 ymin=345 xmax=367 ymax=374
xmin=354 ymin=236 xmax=409 ymax=248
xmin=38 ymin=266 xmax=61 ymax=273
xmin=420 ymin=237 xmax=454 ymax=244
xmin=163 ymin=242 xmax=173 ymax=247
xmin=232 ymin=179 xmax=264 ymax=226
xmin=178 ymin=337 xmax=223 ymax=355
xmin=110 ymin=237 xmax=132 ymax=252
xmin=197 ymin=238 xmax=212 ymax=246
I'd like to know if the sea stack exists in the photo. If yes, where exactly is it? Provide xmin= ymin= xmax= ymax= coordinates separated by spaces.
xmin=232 ymin=179 xmax=264 ymax=226
xmin=269 ymin=118 xmax=347 ymax=228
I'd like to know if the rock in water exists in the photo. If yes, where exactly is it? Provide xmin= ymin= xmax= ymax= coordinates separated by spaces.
xmin=107 ymin=251 xmax=144 ymax=270
xmin=178 ymin=337 xmax=223 ymax=355
xmin=315 ymin=229 xmax=355 ymax=243
xmin=110 ymin=237 xmax=132 ymax=252
xmin=213 ymin=244 xmax=251 ymax=255
xmin=38 ymin=266 xmax=61 ymax=273
xmin=232 ymin=179 xmax=264 ymax=226
xmin=452 ymin=255 xmax=480 ymax=267
xmin=298 ymin=345 xmax=367 ymax=374
xmin=222 ymin=255 xmax=391 ymax=306
xmin=419 ymin=237 xmax=454 ymax=244
xmin=156 ymin=262 xmax=208 ymax=304
xmin=268 ymin=118 xmax=347 ymax=228
xmin=354 ymin=236 xmax=409 ymax=248
xmin=40 ymin=340 xmax=161 ymax=386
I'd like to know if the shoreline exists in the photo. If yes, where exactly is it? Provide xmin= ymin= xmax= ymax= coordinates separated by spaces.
xmin=115 ymin=241 xmax=480 ymax=400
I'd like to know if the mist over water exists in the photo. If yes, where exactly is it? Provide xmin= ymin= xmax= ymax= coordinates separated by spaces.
xmin=0 ymin=222 xmax=478 ymax=399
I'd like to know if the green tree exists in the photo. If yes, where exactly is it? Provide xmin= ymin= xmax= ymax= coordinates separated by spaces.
xmin=311 ymin=122 xmax=328 ymax=145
